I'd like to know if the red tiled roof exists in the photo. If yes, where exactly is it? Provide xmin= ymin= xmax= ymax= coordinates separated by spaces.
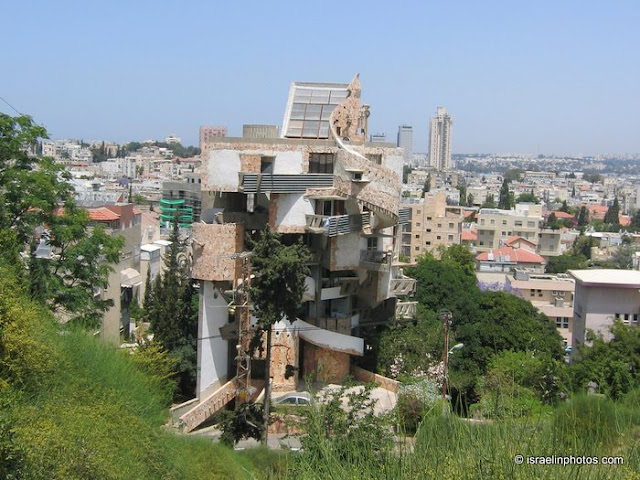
xmin=88 ymin=207 xmax=120 ymax=222
xmin=461 ymin=230 xmax=477 ymax=241
xmin=476 ymin=246 xmax=545 ymax=264
xmin=552 ymin=211 xmax=574 ymax=219
xmin=588 ymin=205 xmax=608 ymax=214
xmin=620 ymin=215 xmax=631 ymax=227
xmin=505 ymin=236 xmax=536 ymax=247
xmin=463 ymin=210 xmax=475 ymax=218
xmin=133 ymin=208 xmax=142 ymax=215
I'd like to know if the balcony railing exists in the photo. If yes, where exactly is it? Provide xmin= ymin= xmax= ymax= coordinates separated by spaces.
xmin=240 ymin=173 xmax=334 ymax=194
xmin=395 ymin=301 xmax=418 ymax=319
xmin=360 ymin=250 xmax=390 ymax=271
xmin=306 ymin=213 xmax=369 ymax=237
xmin=390 ymin=278 xmax=416 ymax=296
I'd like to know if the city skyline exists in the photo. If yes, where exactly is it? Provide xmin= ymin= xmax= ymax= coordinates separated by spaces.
xmin=2 ymin=1 xmax=639 ymax=155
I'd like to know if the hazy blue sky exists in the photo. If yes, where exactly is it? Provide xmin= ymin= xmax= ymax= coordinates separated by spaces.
xmin=2 ymin=0 xmax=639 ymax=155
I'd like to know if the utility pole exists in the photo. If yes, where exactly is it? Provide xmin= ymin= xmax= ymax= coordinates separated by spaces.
xmin=233 ymin=253 xmax=253 ymax=403
xmin=440 ymin=309 xmax=452 ymax=418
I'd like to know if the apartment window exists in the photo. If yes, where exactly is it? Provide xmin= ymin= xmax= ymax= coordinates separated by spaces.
xmin=367 ymin=237 xmax=378 ymax=250
xmin=502 ymin=231 xmax=507 ymax=236
xmin=530 ymin=289 xmax=535 ymax=297
xmin=426 ymin=241 xmax=431 ymax=246
xmin=436 ymin=236 xmax=442 ymax=240
xmin=480 ymin=219 xmax=485 ymax=225
xmin=416 ymin=222 xmax=421 ymax=227
xmin=365 ymin=153 xmax=382 ymax=165
xmin=417 ymin=210 xmax=422 ymax=215
xmin=448 ymin=234 xmax=454 ymax=241
xmin=538 ymin=289 xmax=543 ymax=297
xmin=515 ymin=220 xmax=523 ymax=227
xmin=556 ymin=317 xmax=569 ymax=329
xmin=309 ymin=153 xmax=334 ymax=173
xmin=437 ymin=223 xmax=442 ymax=228
xmin=527 ymin=221 xmax=535 ymax=227
xmin=633 ymin=314 xmax=638 ymax=324
xmin=479 ymin=241 xmax=484 ymax=246
xmin=623 ymin=313 xmax=630 ymax=325
xmin=260 ymin=156 xmax=275 ymax=173
xmin=415 ymin=234 xmax=420 ymax=239
xmin=502 ymin=220 xmax=507 ymax=225
xmin=449 ymin=222 xmax=454 ymax=229
xmin=490 ymin=219 xmax=495 ymax=225
xmin=427 ymin=216 xmax=432 ymax=221
xmin=426 ymin=228 xmax=432 ymax=233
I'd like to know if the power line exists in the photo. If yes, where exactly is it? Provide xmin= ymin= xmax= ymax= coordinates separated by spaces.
xmin=0 ymin=95 xmax=22 ymax=116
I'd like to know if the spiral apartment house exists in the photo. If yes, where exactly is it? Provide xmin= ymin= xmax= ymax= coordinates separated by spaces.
xmin=179 ymin=76 xmax=415 ymax=432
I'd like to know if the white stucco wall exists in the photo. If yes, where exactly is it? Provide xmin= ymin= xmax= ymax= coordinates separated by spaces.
xmin=206 ymin=150 xmax=241 ymax=191
xmin=275 ymin=194 xmax=313 ymax=230
xmin=197 ymin=282 xmax=229 ymax=398
xmin=383 ymin=153 xmax=404 ymax=180
xmin=331 ymin=234 xmax=363 ymax=270
xmin=572 ymin=284 xmax=640 ymax=348
xmin=273 ymin=151 xmax=304 ymax=174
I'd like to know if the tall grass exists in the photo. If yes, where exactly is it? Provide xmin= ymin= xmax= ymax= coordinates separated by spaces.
xmin=284 ymin=394 xmax=640 ymax=479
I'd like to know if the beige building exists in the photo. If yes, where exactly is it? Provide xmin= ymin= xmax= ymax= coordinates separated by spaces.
xmin=86 ymin=204 xmax=142 ymax=344
xmin=199 ymin=125 xmax=227 ymax=151
xmin=401 ymin=191 xmax=464 ymax=261
xmin=476 ymin=204 xmax=543 ymax=253
xmin=569 ymin=269 xmax=640 ymax=352
xmin=507 ymin=270 xmax=575 ymax=347
xmin=428 ymin=107 xmax=453 ymax=171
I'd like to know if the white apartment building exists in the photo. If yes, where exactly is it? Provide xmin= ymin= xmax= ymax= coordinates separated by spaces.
xmin=569 ymin=269 xmax=640 ymax=352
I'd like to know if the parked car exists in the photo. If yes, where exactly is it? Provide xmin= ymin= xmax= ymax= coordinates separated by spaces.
xmin=273 ymin=393 xmax=311 ymax=406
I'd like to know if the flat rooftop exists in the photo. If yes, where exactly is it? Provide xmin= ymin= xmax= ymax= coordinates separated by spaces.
xmin=568 ymin=269 xmax=640 ymax=288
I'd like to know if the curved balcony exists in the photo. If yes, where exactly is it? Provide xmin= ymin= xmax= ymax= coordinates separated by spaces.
xmin=305 ymin=212 xmax=370 ymax=237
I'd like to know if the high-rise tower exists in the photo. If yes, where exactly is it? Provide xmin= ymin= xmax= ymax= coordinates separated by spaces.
xmin=428 ymin=107 xmax=453 ymax=170
xmin=397 ymin=125 xmax=413 ymax=163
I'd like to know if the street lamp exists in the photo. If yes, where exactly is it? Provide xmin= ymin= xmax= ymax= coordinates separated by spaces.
xmin=439 ymin=311 xmax=464 ymax=418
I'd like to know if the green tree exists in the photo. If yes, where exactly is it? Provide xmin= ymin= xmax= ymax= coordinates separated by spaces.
xmin=457 ymin=185 xmax=467 ymax=206
xmin=148 ymin=216 xmax=198 ymax=398
xmin=577 ymin=206 xmax=589 ymax=227
xmin=402 ymin=165 xmax=412 ymax=183
xmin=516 ymin=192 xmax=538 ymax=203
xmin=466 ymin=193 xmax=475 ymax=207
xmin=0 ymin=114 xmax=122 ymax=325
xmin=498 ymin=178 xmax=513 ymax=210
xmin=583 ymin=173 xmax=603 ymax=184
xmin=482 ymin=194 xmax=496 ymax=208
xmin=603 ymin=198 xmax=620 ymax=226
xmin=38 ymin=206 xmax=124 ymax=327
xmin=503 ymin=168 xmax=524 ymax=182
xmin=631 ymin=209 xmax=640 ymax=230
xmin=546 ymin=252 xmax=588 ymax=274
xmin=248 ymin=229 xmax=310 ymax=443
xmin=570 ymin=321 xmax=640 ymax=399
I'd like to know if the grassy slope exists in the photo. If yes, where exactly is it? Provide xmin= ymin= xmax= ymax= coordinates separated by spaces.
xmin=0 ymin=272 xmax=257 ymax=479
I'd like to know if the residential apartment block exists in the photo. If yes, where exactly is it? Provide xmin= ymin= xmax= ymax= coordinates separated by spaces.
xmin=507 ymin=270 xmax=575 ymax=347
xmin=85 ymin=204 xmax=142 ymax=344
xmin=190 ymin=76 xmax=414 ymax=416
xmin=400 ymin=192 xmax=464 ymax=261
xmin=569 ymin=269 xmax=640 ymax=352
xmin=476 ymin=204 xmax=543 ymax=252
